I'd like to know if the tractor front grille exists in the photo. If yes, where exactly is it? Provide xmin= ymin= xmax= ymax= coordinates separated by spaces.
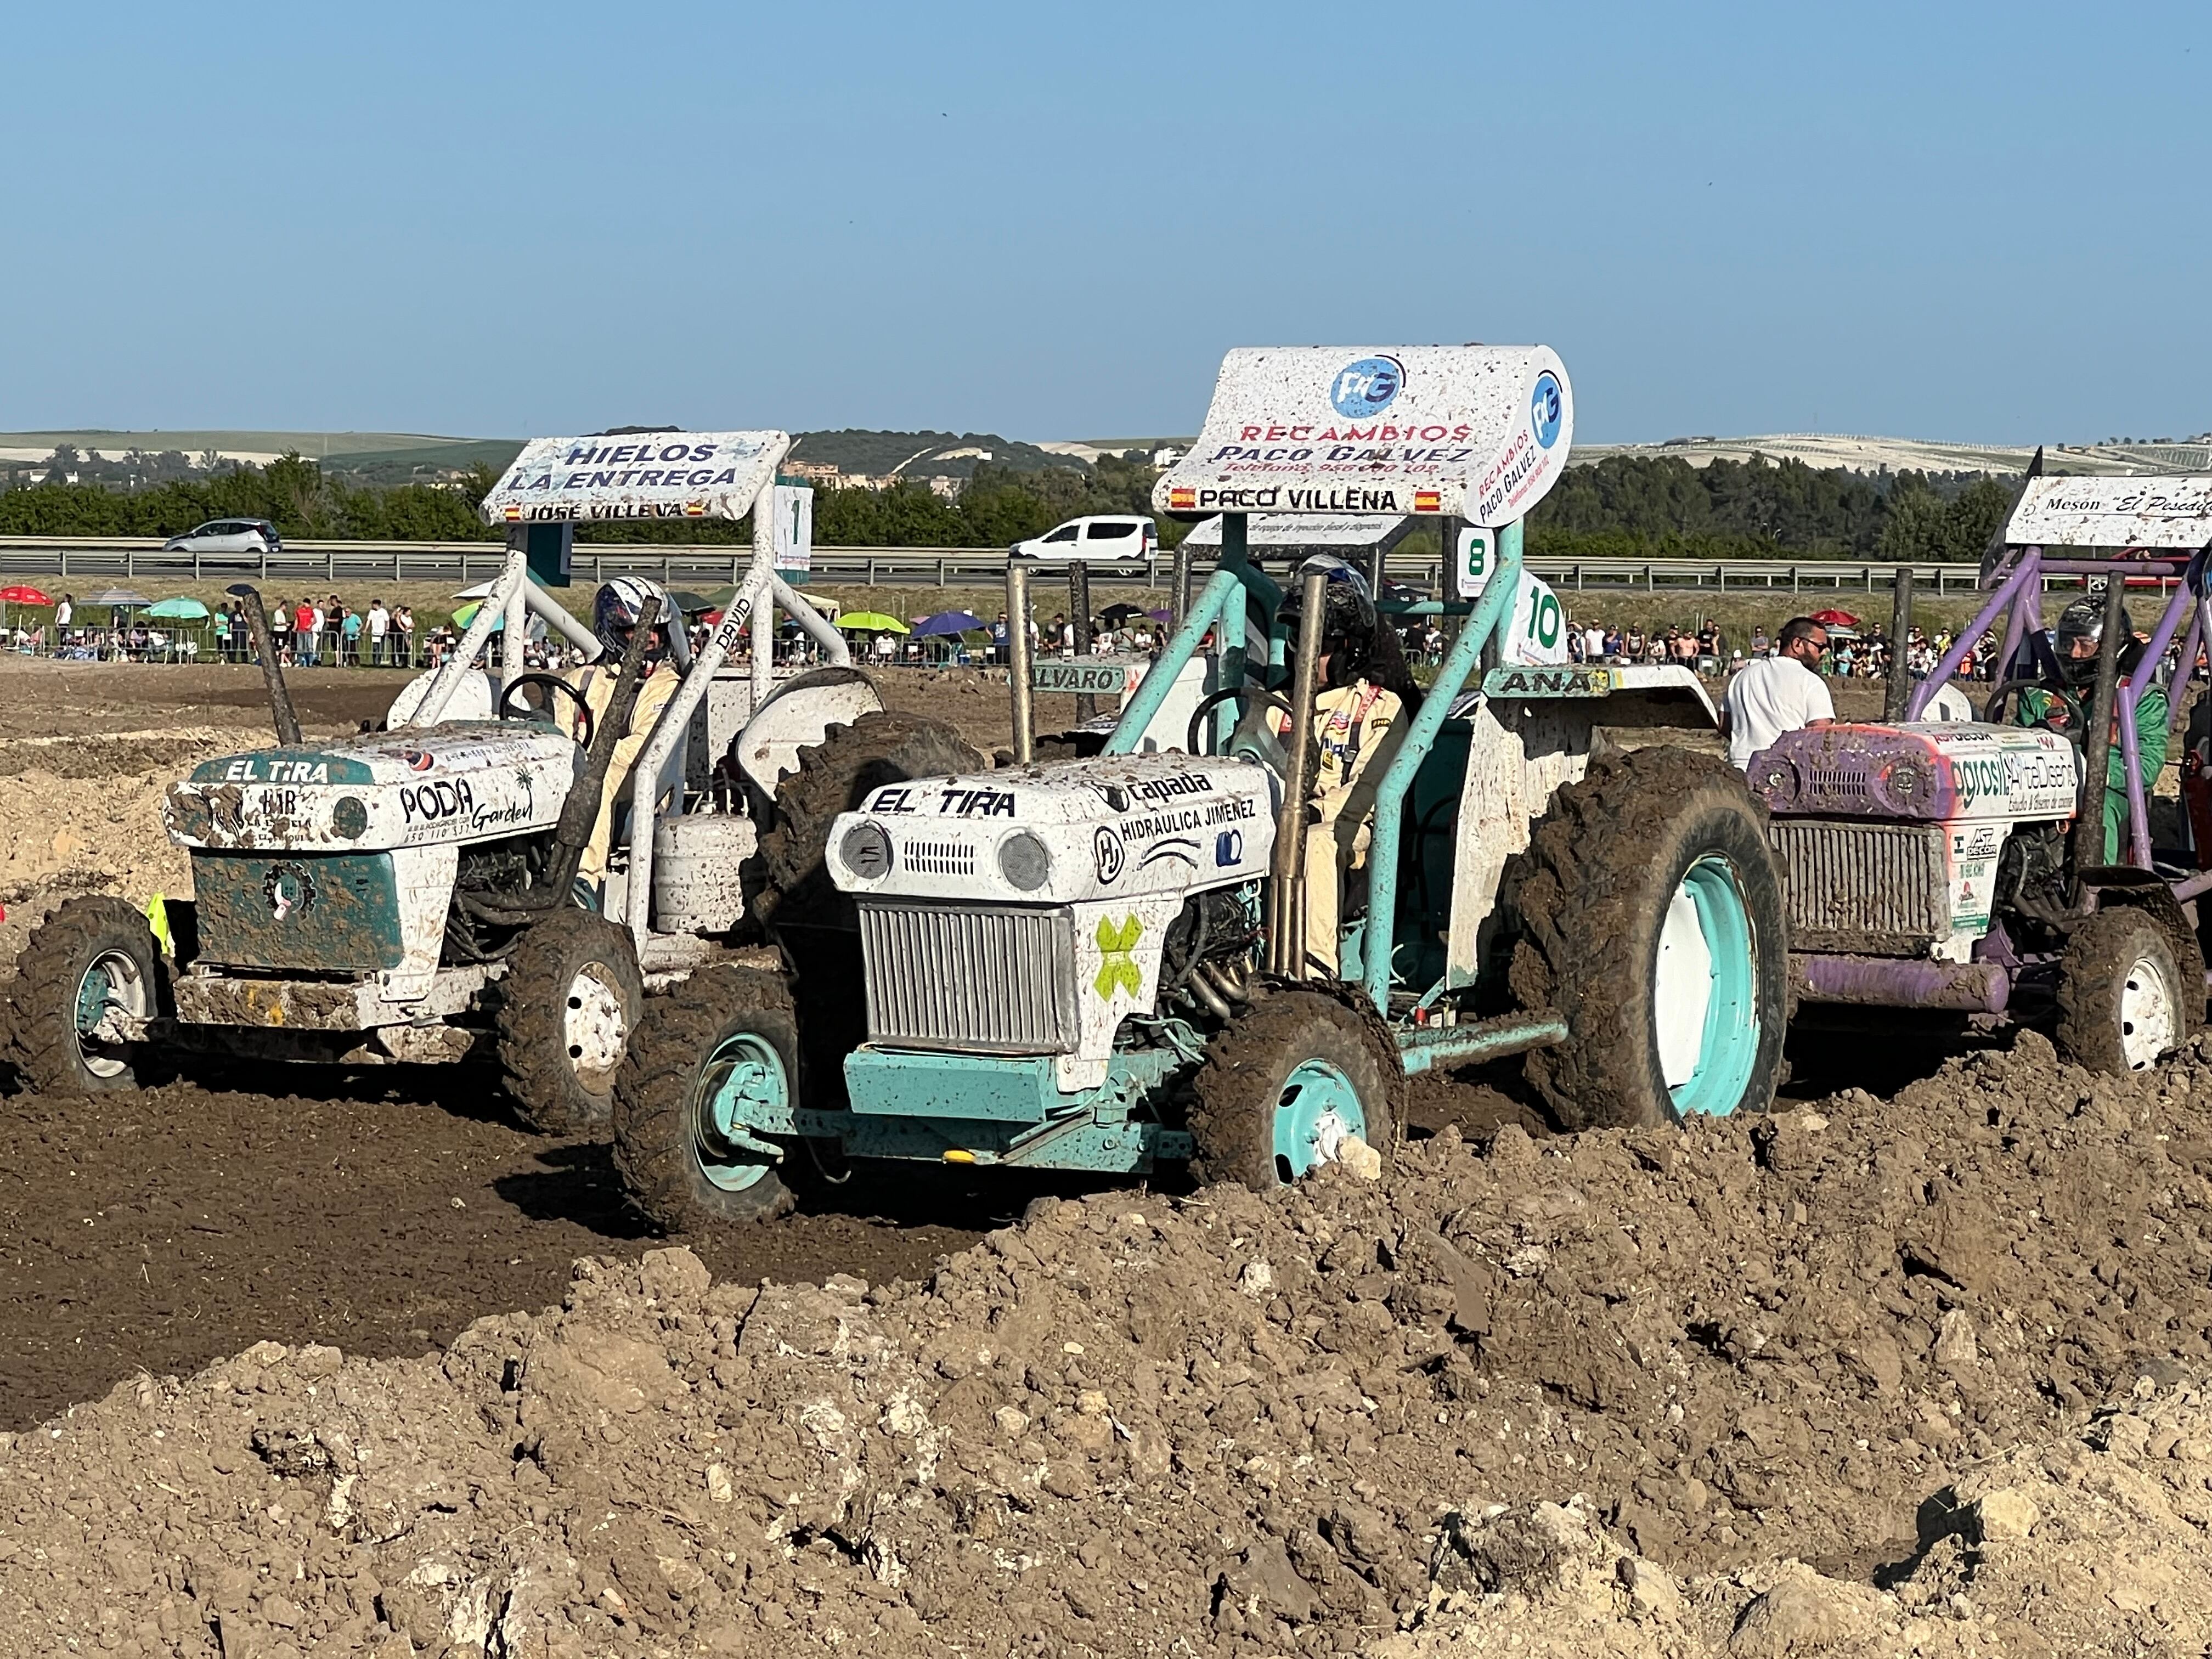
xmin=1769 ymin=819 xmax=1949 ymax=952
xmin=857 ymin=899 xmax=1080 ymax=1053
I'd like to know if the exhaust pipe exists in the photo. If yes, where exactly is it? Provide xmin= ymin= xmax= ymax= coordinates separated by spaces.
xmin=225 ymin=583 xmax=302 ymax=747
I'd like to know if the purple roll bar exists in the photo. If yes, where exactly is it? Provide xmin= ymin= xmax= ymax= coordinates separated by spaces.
xmin=1906 ymin=548 xmax=2040 ymax=720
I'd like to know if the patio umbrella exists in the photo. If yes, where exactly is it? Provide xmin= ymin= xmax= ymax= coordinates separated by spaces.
xmin=85 ymin=588 xmax=152 ymax=608
xmin=670 ymin=589 xmax=715 ymax=616
xmin=1099 ymin=602 xmax=1147 ymax=623
xmin=913 ymin=610 xmax=984 ymax=638
xmin=145 ymin=597 xmax=210 ymax=620
xmin=837 ymin=611 xmax=910 ymax=634
xmin=1807 ymin=608 xmax=1859 ymax=627
xmin=0 ymin=585 xmax=51 ymax=605
xmin=452 ymin=601 xmax=505 ymax=631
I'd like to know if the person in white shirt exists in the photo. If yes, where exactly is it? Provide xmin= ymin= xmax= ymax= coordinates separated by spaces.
xmin=55 ymin=595 xmax=72 ymax=630
xmin=366 ymin=599 xmax=390 ymax=665
xmin=1722 ymin=616 xmax=1835 ymax=770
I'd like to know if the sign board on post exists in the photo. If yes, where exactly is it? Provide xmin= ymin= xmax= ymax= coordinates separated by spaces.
xmin=478 ymin=430 xmax=791 ymax=526
xmin=2004 ymin=473 xmax=2212 ymax=549
xmin=517 ymin=522 xmax=573 ymax=588
xmin=1031 ymin=659 xmax=1144 ymax=696
xmin=1454 ymin=527 xmax=1567 ymax=666
xmin=771 ymin=482 xmax=814 ymax=575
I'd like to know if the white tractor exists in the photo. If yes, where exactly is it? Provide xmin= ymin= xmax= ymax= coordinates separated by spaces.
xmin=606 ymin=347 xmax=1796 ymax=1227
xmin=5 ymin=430 xmax=968 ymax=1131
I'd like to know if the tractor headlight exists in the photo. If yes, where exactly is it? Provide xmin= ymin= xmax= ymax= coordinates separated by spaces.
xmin=839 ymin=820 xmax=894 ymax=881
xmin=997 ymin=830 xmax=1051 ymax=891
xmin=332 ymin=795 xmax=369 ymax=839
xmin=1754 ymin=758 xmax=1799 ymax=806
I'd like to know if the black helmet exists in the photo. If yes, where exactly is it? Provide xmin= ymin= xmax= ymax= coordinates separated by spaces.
xmin=1276 ymin=556 xmax=1378 ymax=654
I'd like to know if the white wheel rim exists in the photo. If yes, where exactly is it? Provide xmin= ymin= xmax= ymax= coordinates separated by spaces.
xmin=563 ymin=964 xmax=628 ymax=1088
xmin=1654 ymin=878 xmax=1714 ymax=1088
xmin=2119 ymin=952 xmax=2176 ymax=1070
xmin=78 ymin=949 xmax=150 ymax=1080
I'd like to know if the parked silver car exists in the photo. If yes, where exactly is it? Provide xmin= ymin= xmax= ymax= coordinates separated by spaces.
xmin=162 ymin=518 xmax=283 ymax=558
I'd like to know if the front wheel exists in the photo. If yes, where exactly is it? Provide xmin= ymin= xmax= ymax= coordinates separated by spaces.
xmin=612 ymin=966 xmax=802 ymax=1229
xmin=2056 ymin=906 xmax=2199 ymax=1074
xmin=10 ymin=896 xmax=165 ymax=1094
xmin=1187 ymin=988 xmax=1401 ymax=1189
xmin=1508 ymin=747 xmax=1790 ymax=1128
xmin=495 ymin=908 xmax=644 ymax=1133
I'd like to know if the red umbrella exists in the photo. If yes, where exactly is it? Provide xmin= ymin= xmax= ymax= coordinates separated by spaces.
xmin=1807 ymin=608 xmax=1859 ymax=627
xmin=0 ymin=585 xmax=52 ymax=605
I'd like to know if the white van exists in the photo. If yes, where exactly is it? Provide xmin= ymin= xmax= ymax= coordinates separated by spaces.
xmin=1011 ymin=514 xmax=1156 ymax=567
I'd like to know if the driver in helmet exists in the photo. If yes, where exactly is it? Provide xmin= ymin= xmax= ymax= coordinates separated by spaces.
xmin=2015 ymin=590 xmax=2166 ymax=863
xmin=1271 ymin=558 xmax=1424 ymax=975
xmin=562 ymin=577 xmax=684 ymax=898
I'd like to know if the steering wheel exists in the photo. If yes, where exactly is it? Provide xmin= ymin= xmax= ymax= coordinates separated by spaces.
xmin=1186 ymin=685 xmax=1294 ymax=757
xmin=1982 ymin=676 xmax=2085 ymax=743
xmin=499 ymin=672 xmax=594 ymax=748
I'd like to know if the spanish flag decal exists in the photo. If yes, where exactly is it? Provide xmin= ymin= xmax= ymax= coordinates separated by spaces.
xmin=684 ymin=501 xmax=706 ymax=517
xmin=1413 ymin=489 xmax=1441 ymax=513
xmin=1168 ymin=487 xmax=1196 ymax=511
xmin=502 ymin=506 xmax=522 ymax=522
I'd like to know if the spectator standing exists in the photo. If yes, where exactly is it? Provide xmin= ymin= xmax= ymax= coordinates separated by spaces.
xmin=1722 ymin=617 xmax=1836 ymax=770
xmin=367 ymin=599 xmax=390 ymax=666
xmin=1750 ymin=625 xmax=1770 ymax=658
xmin=991 ymin=612 xmax=1010 ymax=666
xmin=341 ymin=603 xmax=363 ymax=666
xmin=302 ymin=598 xmax=324 ymax=667
xmin=324 ymin=594 xmax=343 ymax=665
xmin=55 ymin=594 xmax=72 ymax=631
xmin=213 ymin=606 xmax=232 ymax=662
xmin=396 ymin=605 xmax=415 ymax=668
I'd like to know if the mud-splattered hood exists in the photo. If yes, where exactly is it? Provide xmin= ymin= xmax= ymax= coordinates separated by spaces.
xmin=828 ymin=751 xmax=1278 ymax=905
xmin=163 ymin=721 xmax=583 ymax=853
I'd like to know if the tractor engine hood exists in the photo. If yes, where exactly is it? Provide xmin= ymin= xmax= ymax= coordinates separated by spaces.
xmin=829 ymin=752 xmax=1279 ymax=905
xmin=1751 ymin=723 xmax=2081 ymax=822
xmin=162 ymin=721 xmax=583 ymax=853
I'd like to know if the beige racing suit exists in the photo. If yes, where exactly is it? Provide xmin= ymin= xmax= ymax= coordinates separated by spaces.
xmin=561 ymin=659 xmax=681 ymax=888
xmin=1277 ymin=679 xmax=1405 ymax=975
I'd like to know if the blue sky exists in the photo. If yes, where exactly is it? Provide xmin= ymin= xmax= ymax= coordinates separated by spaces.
xmin=3 ymin=1 xmax=2207 ymax=445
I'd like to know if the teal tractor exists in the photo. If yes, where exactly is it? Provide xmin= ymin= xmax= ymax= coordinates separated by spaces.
xmin=610 ymin=347 xmax=1793 ymax=1224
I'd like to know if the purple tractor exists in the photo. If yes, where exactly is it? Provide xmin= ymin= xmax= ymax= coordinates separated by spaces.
xmin=1750 ymin=464 xmax=2212 ymax=1074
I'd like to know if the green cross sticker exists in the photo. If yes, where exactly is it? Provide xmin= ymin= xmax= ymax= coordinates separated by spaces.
xmin=1093 ymin=913 xmax=1143 ymax=1000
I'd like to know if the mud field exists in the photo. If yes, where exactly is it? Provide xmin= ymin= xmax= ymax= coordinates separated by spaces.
xmin=4 ymin=655 xmax=2210 ymax=1655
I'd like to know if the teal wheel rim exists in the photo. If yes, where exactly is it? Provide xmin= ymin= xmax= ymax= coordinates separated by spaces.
xmin=73 ymin=949 xmax=147 ymax=1080
xmin=1272 ymin=1058 xmax=1368 ymax=1183
xmin=1655 ymin=854 xmax=1760 ymax=1117
xmin=76 ymin=962 xmax=116 ymax=1036
xmin=693 ymin=1031 xmax=788 ymax=1193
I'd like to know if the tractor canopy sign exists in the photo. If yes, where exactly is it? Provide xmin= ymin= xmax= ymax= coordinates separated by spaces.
xmin=1153 ymin=346 xmax=1573 ymax=527
xmin=479 ymin=430 xmax=792 ymax=526
xmin=2004 ymin=473 xmax=2212 ymax=550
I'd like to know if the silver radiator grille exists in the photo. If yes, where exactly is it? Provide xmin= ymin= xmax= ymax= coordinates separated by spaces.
xmin=1770 ymin=819 xmax=1949 ymax=948
xmin=901 ymin=839 xmax=977 ymax=877
xmin=858 ymin=900 xmax=1079 ymax=1053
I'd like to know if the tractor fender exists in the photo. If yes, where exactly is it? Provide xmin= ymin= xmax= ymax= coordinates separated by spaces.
xmin=731 ymin=667 xmax=884 ymax=796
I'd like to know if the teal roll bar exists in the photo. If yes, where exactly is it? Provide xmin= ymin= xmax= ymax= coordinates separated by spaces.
xmin=1107 ymin=515 xmax=1282 ymax=757
xmin=1362 ymin=518 xmax=1523 ymax=1013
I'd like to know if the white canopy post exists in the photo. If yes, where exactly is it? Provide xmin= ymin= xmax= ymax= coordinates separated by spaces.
xmin=751 ymin=476 xmax=776 ymax=709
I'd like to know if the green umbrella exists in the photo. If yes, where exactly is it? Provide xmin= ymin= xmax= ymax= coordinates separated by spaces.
xmin=145 ymin=597 xmax=210 ymax=620
xmin=837 ymin=611 xmax=910 ymax=634
xmin=453 ymin=600 xmax=505 ymax=631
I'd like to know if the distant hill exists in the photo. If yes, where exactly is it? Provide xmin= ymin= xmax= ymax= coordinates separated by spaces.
xmin=1577 ymin=434 xmax=2212 ymax=476
xmin=0 ymin=430 xmax=523 ymax=487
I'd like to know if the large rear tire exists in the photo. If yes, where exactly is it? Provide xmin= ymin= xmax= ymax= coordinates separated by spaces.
xmin=1188 ymin=988 xmax=1401 ymax=1189
xmin=10 ymin=896 xmax=166 ymax=1095
xmin=2056 ymin=906 xmax=2197 ymax=1074
xmin=749 ymin=711 xmax=984 ymax=934
xmin=1508 ymin=747 xmax=1788 ymax=1128
xmin=612 ymin=965 xmax=802 ymax=1229
xmin=495 ymin=908 xmax=644 ymax=1134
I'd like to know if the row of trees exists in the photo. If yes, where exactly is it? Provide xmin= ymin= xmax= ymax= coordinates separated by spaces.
xmin=0 ymin=446 xmax=2019 ymax=562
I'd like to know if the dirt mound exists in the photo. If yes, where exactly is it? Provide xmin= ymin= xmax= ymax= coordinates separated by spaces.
xmin=4 ymin=1030 xmax=2212 ymax=1655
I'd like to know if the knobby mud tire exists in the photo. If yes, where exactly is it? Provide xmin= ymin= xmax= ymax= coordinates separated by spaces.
xmin=10 ymin=895 xmax=167 ymax=1096
xmin=2055 ymin=905 xmax=2198 ymax=1075
xmin=749 ymin=712 xmax=984 ymax=934
xmin=1506 ymin=746 xmax=1790 ymax=1130
xmin=1187 ymin=986 xmax=1402 ymax=1190
xmin=612 ymin=965 xmax=801 ymax=1231
xmin=495 ymin=908 xmax=645 ymax=1135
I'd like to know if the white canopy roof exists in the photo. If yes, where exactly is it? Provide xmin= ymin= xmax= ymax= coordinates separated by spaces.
xmin=1153 ymin=346 xmax=1572 ymax=526
xmin=479 ymin=430 xmax=790 ymax=526
xmin=2005 ymin=473 xmax=2212 ymax=549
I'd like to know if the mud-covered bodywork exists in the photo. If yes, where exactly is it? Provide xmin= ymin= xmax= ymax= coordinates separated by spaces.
xmin=162 ymin=722 xmax=583 ymax=1007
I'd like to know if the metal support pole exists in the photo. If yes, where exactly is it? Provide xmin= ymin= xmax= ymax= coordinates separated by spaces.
xmin=501 ymin=558 xmax=529 ymax=691
xmin=1007 ymin=560 xmax=1035 ymax=763
xmin=1883 ymin=566 xmax=1915 ymax=722
xmin=2074 ymin=578 xmax=2128 ymax=875
xmin=751 ymin=482 xmax=776 ymax=712
xmin=1268 ymin=567 xmax=1328 ymax=979
xmin=1069 ymin=558 xmax=1095 ymax=723
xmin=1170 ymin=537 xmax=1193 ymax=630
xmin=225 ymin=584 xmax=302 ymax=746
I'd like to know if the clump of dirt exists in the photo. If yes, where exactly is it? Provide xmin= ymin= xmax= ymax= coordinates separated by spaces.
xmin=4 ymin=1029 xmax=2212 ymax=1655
